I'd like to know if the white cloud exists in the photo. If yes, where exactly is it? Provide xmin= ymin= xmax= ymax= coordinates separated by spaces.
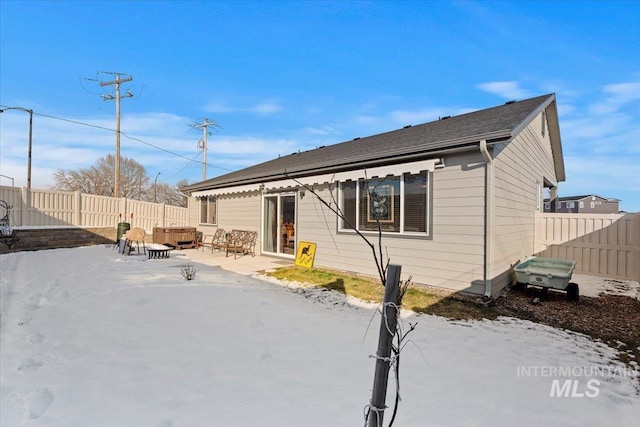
xmin=603 ymin=82 xmax=640 ymax=103
xmin=352 ymin=114 xmax=377 ymax=125
xmin=556 ymin=101 xmax=576 ymax=116
xmin=204 ymin=103 xmax=238 ymax=113
xmin=214 ymin=135 xmax=297 ymax=156
xmin=589 ymin=81 xmax=640 ymax=115
xmin=204 ymin=100 xmax=283 ymax=115
xmin=304 ymin=126 xmax=341 ymax=136
xmin=563 ymin=154 xmax=640 ymax=200
xmin=250 ymin=102 xmax=282 ymax=115
xmin=476 ymin=81 xmax=531 ymax=100
xmin=560 ymin=114 xmax=630 ymax=141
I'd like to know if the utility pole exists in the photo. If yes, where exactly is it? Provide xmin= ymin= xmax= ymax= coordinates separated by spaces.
xmin=0 ymin=107 xmax=33 ymax=189
xmin=191 ymin=118 xmax=220 ymax=181
xmin=99 ymin=72 xmax=133 ymax=198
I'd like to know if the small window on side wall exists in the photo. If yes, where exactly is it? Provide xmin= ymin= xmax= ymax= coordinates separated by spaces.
xmin=200 ymin=196 xmax=217 ymax=225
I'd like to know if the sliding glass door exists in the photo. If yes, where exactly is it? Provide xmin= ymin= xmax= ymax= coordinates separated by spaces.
xmin=263 ymin=193 xmax=296 ymax=256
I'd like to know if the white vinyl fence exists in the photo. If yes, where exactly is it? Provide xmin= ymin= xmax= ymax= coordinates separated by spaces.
xmin=534 ymin=212 xmax=640 ymax=282
xmin=0 ymin=186 xmax=188 ymax=232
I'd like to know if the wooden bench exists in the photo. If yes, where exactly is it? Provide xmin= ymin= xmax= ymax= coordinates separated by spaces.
xmin=147 ymin=243 xmax=172 ymax=259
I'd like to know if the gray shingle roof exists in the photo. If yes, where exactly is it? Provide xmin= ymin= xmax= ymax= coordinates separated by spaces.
xmin=183 ymin=94 xmax=555 ymax=192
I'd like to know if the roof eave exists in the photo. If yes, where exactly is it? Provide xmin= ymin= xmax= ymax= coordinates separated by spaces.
xmin=183 ymin=132 xmax=512 ymax=193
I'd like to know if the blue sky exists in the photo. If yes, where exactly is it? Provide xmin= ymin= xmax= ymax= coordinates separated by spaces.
xmin=1 ymin=0 xmax=639 ymax=212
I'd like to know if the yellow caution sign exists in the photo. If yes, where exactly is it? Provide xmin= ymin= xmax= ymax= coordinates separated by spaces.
xmin=295 ymin=241 xmax=317 ymax=268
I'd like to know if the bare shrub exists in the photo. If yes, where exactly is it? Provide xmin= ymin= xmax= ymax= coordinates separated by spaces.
xmin=181 ymin=263 xmax=197 ymax=281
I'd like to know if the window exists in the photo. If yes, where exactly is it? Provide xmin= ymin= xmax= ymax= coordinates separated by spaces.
xmin=200 ymin=196 xmax=217 ymax=225
xmin=590 ymin=202 xmax=595 ymax=209
xmin=566 ymin=202 xmax=575 ymax=209
xmin=579 ymin=201 xmax=584 ymax=208
xmin=339 ymin=171 xmax=429 ymax=235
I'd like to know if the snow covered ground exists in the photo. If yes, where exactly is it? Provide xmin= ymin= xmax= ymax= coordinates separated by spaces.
xmin=1 ymin=246 xmax=638 ymax=427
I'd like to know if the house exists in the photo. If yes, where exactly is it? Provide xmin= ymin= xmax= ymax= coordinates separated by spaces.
xmin=543 ymin=195 xmax=620 ymax=214
xmin=182 ymin=94 xmax=565 ymax=299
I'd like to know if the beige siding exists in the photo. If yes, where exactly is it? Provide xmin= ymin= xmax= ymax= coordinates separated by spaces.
xmin=296 ymin=151 xmax=487 ymax=293
xmin=489 ymin=113 xmax=558 ymax=296
xmin=218 ymin=192 xmax=262 ymax=231
xmin=192 ymin=191 xmax=263 ymax=254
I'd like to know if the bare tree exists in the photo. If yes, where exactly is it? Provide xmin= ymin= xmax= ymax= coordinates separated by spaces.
xmin=284 ymin=172 xmax=415 ymax=427
xmin=55 ymin=156 xmax=189 ymax=206
xmin=54 ymin=154 xmax=148 ymax=198
xmin=149 ymin=179 xmax=190 ymax=207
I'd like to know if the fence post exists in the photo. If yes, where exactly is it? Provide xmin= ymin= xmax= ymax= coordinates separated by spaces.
xmin=20 ymin=186 xmax=29 ymax=226
xmin=368 ymin=264 xmax=402 ymax=427
xmin=74 ymin=191 xmax=82 ymax=226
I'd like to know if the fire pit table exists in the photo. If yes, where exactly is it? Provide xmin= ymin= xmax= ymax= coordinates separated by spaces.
xmin=147 ymin=244 xmax=172 ymax=259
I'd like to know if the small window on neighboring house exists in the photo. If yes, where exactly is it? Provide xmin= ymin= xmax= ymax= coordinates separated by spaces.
xmin=544 ymin=203 xmax=550 ymax=210
xmin=200 ymin=196 xmax=217 ymax=225
xmin=591 ymin=202 xmax=595 ymax=209
xmin=579 ymin=201 xmax=584 ymax=208
xmin=566 ymin=202 xmax=575 ymax=208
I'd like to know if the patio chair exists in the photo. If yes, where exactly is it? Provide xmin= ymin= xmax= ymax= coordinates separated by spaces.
xmin=225 ymin=230 xmax=256 ymax=259
xmin=210 ymin=228 xmax=227 ymax=252
xmin=124 ymin=227 xmax=146 ymax=255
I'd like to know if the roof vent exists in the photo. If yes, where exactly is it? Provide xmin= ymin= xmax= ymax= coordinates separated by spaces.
xmin=440 ymin=115 xmax=451 ymax=120
xmin=404 ymin=125 xmax=412 ymax=128
xmin=353 ymin=137 xmax=360 ymax=140
xmin=505 ymin=100 xmax=516 ymax=105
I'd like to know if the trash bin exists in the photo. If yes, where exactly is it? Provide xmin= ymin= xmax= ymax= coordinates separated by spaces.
xmin=116 ymin=222 xmax=131 ymax=241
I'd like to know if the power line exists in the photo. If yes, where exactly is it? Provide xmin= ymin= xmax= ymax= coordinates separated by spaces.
xmin=1 ymin=106 xmax=235 ymax=174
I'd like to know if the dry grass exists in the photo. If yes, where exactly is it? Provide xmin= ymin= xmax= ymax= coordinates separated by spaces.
xmin=265 ymin=265 xmax=640 ymax=381
xmin=265 ymin=265 xmax=640 ymax=374
xmin=265 ymin=266 xmax=498 ymax=320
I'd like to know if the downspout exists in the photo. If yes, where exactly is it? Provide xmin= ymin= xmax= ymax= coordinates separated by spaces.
xmin=479 ymin=140 xmax=493 ymax=299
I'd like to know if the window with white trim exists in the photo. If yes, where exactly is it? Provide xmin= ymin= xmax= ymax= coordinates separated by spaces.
xmin=566 ymin=202 xmax=575 ymax=208
xmin=199 ymin=196 xmax=217 ymax=225
xmin=339 ymin=171 xmax=429 ymax=235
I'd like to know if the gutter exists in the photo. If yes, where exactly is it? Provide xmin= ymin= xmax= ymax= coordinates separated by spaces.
xmin=479 ymin=139 xmax=494 ymax=299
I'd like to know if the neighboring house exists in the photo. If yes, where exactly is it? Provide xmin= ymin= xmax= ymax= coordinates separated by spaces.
xmin=543 ymin=195 xmax=620 ymax=214
xmin=182 ymin=94 xmax=565 ymax=299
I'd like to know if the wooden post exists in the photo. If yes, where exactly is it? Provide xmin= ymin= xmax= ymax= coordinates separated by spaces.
xmin=368 ymin=264 xmax=401 ymax=427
